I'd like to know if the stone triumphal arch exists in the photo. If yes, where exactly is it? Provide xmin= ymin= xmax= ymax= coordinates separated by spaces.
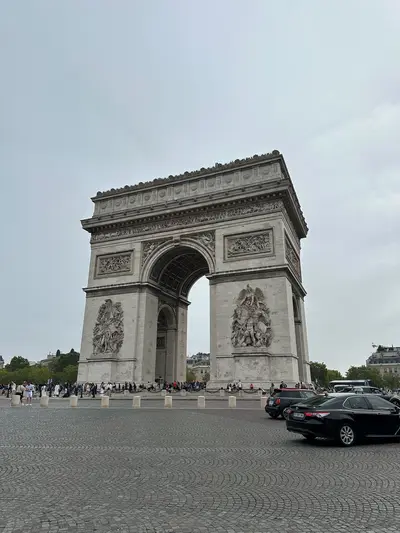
xmin=77 ymin=150 xmax=311 ymax=387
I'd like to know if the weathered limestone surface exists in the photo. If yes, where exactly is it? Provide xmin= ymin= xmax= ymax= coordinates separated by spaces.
xmin=78 ymin=151 xmax=310 ymax=388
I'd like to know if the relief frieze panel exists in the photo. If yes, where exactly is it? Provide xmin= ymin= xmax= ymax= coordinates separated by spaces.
xmin=224 ymin=229 xmax=273 ymax=261
xmin=92 ymin=299 xmax=124 ymax=357
xmin=285 ymin=235 xmax=301 ymax=279
xmin=95 ymin=251 xmax=133 ymax=277
xmin=91 ymin=199 xmax=283 ymax=243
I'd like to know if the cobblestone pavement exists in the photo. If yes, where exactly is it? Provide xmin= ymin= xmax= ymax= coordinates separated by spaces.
xmin=1 ymin=406 xmax=400 ymax=533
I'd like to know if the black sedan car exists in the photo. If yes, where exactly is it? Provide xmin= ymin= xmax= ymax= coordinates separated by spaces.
xmin=286 ymin=393 xmax=400 ymax=446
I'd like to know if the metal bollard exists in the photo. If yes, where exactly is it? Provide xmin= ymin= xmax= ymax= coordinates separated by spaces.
xmin=132 ymin=396 xmax=141 ymax=409
xmin=164 ymin=395 xmax=172 ymax=408
xmin=228 ymin=396 xmax=236 ymax=408
xmin=197 ymin=396 xmax=206 ymax=408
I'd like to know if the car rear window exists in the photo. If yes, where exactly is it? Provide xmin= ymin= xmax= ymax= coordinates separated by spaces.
xmin=279 ymin=390 xmax=302 ymax=398
xmin=294 ymin=395 xmax=339 ymax=407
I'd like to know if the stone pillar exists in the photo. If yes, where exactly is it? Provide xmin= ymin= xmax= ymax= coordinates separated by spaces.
xmin=298 ymin=298 xmax=311 ymax=383
xmin=198 ymin=396 xmax=206 ymax=408
xmin=11 ymin=395 xmax=20 ymax=407
xmin=40 ymin=395 xmax=49 ymax=408
xmin=260 ymin=396 xmax=268 ymax=409
xmin=164 ymin=395 xmax=172 ymax=408
xmin=101 ymin=396 xmax=109 ymax=408
xmin=228 ymin=396 xmax=236 ymax=408
xmin=70 ymin=395 xmax=78 ymax=408
xmin=180 ymin=389 xmax=187 ymax=397
xmin=219 ymin=389 xmax=225 ymax=397
xmin=132 ymin=396 xmax=141 ymax=409
xmin=175 ymin=303 xmax=188 ymax=382
xmin=135 ymin=289 xmax=159 ymax=383
xmin=161 ymin=389 xmax=166 ymax=397
xmin=165 ymin=326 xmax=177 ymax=382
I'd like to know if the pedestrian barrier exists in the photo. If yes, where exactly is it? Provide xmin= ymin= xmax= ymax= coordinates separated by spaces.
xmin=101 ymin=395 xmax=109 ymax=408
xmin=69 ymin=395 xmax=78 ymax=408
xmin=132 ymin=396 xmax=141 ymax=409
xmin=197 ymin=396 xmax=206 ymax=408
xmin=164 ymin=395 xmax=172 ymax=408
xmin=228 ymin=396 xmax=236 ymax=408
xmin=40 ymin=395 xmax=49 ymax=408
xmin=260 ymin=396 xmax=268 ymax=409
xmin=11 ymin=395 xmax=20 ymax=407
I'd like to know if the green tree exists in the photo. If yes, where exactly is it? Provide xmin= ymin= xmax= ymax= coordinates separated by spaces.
xmin=186 ymin=369 xmax=196 ymax=382
xmin=346 ymin=365 xmax=384 ymax=388
xmin=6 ymin=356 xmax=30 ymax=372
xmin=326 ymin=369 xmax=343 ymax=383
xmin=61 ymin=365 xmax=78 ymax=384
xmin=49 ymin=351 xmax=79 ymax=374
xmin=310 ymin=362 xmax=328 ymax=386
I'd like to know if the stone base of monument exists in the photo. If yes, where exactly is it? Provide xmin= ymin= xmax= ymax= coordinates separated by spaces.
xmin=132 ymin=396 xmax=141 ymax=409
xmin=70 ymin=395 xmax=78 ymax=408
xmin=101 ymin=396 xmax=109 ymax=408
xmin=11 ymin=395 xmax=20 ymax=407
xmin=197 ymin=396 xmax=206 ymax=408
xmin=228 ymin=396 xmax=237 ymax=408
xmin=164 ymin=395 xmax=172 ymax=408
xmin=40 ymin=395 xmax=49 ymax=408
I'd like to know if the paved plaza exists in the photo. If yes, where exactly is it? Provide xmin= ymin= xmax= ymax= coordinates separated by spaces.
xmin=1 ymin=402 xmax=400 ymax=533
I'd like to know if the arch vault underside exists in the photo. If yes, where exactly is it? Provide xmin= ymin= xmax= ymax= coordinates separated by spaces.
xmin=77 ymin=150 xmax=311 ymax=387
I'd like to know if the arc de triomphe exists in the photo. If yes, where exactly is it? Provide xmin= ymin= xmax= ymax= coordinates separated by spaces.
xmin=77 ymin=150 xmax=311 ymax=387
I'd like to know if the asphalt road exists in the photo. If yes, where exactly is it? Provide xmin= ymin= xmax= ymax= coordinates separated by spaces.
xmin=0 ymin=401 xmax=399 ymax=533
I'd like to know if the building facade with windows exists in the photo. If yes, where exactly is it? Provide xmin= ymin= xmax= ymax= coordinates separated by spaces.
xmin=366 ymin=345 xmax=400 ymax=375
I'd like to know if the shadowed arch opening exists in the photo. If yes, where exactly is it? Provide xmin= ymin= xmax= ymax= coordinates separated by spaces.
xmin=149 ymin=245 xmax=210 ymax=297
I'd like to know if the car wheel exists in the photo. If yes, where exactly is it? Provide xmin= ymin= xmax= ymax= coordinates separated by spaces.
xmin=338 ymin=423 xmax=356 ymax=447
xmin=283 ymin=408 xmax=291 ymax=420
xmin=269 ymin=412 xmax=279 ymax=419
xmin=304 ymin=435 xmax=316 ymax=441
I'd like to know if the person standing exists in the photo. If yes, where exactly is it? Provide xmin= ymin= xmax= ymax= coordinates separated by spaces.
xmin=25 ymin=382 xmax=33 ymax=406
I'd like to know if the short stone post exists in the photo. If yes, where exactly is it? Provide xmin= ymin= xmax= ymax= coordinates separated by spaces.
xmin=123 ymin=390 xmax=129 ymax=396
xmin=260 ymin=396 xmax=268 ymax=409
xmin=40 ymin=395 xmax=49 ymax=408
xmin=228 ymin=396 xmax=237 ymax=408
xmin=239 ymin=390 xmax=244 ymax=398
xmin=11 ymin=395 xmax=20 ymax=407
xmin=219 ymin=389 xmax=225 ymax=397
xmin=257 ymin=389 xmax=263 ymax=397
xmin=180 ymin=389 xmax=187 ymax=397
xmin=164 ymin=395 xmax=172 ymax=408
xmin=132 ymin=396 xmax=141 ymax=409
xmin=197 ymin=396 xmax=206 ymax=408
xmin=101 ymin=395 xmax=110 ymax=408
xmin=161 ymin=390 xmax=167 ymax=397
xmin=69 ymin=395 xmax=78 ymax=408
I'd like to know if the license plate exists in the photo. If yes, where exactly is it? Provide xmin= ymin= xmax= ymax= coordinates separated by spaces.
xmin=293 ymin=412 xmax=305 ymax=420
xmin=269 ymin=400 xmax=274 ymax=406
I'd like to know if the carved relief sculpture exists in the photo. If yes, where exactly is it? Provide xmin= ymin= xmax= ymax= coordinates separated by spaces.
xmin=142 ymin=238 xmax=171 ymax=266
xmin=96 ymin=252 xmax=132 ymax=276
xmin=225 ymin=230 xmax=273 ymax=260
xmin=285 ymin=236 xmax=301 ymax=279
xmin=189 ymin=231 xmax=215 ymax=257
xmin=92 ymin=299 xmax=124 ymax=356
xmin=231 ymin=285 xmax=273 ymax=348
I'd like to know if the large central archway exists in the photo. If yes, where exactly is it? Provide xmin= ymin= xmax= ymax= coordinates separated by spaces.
xmin=144 ymin=243 xmax=212 ymax=383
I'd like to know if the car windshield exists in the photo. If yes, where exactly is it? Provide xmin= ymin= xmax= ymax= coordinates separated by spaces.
xmin=294 ymin=395 xmax=339 ymax=408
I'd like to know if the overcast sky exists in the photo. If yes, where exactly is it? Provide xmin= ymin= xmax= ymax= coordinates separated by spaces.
xmin=1 ymin=1 xmax=399 ymax=373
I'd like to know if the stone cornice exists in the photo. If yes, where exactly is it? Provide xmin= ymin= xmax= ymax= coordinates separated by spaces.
xmin=207 ymin=265 xmax=307 ymax=297
xmin=93 ymin=150 xmax=282 ymax=199
xmin=84 ymin=189 xmax=307 ymax=242
xmin=83 ymin=281 xmax=191 ymax=305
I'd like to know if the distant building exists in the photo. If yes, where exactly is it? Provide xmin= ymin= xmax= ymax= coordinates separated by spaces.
xmin=0 ymin=355 xmax=4 ymax=370
xmin=186 ymin=352 xmax=210 ymax=381
xmin=367 ymin=345 xmax=400 ymax=375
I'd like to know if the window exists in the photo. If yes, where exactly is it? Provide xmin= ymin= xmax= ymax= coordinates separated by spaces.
xmin=300 ymin=391 xmax=316 ymax=398
xmin=367 ymin=396 xmax=394 ymax=410
xmin=345 ymin=396 xmax=370 ymax=410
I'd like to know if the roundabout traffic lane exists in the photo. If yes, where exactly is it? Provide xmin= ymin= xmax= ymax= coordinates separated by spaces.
xmin=0 ymin=406 xmax=399 ymax=533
